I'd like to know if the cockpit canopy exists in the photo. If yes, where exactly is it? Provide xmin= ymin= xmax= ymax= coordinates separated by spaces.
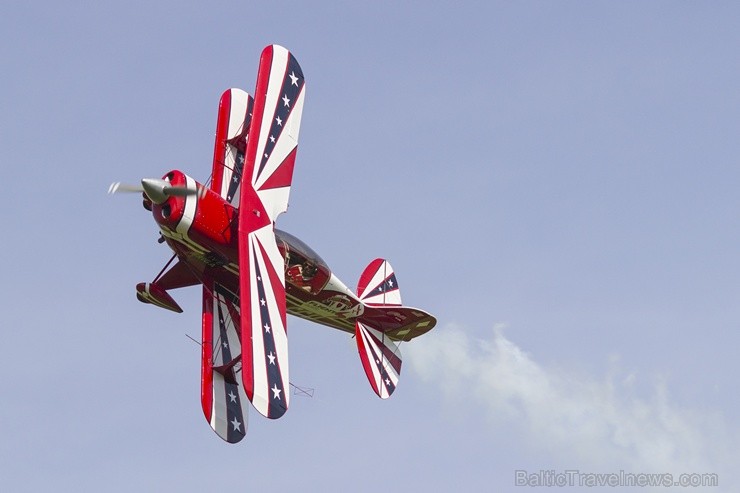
xmin=275 ymin=229 xmax=330 ymax=294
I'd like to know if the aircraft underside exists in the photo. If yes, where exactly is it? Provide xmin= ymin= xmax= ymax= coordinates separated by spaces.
xmin=157 ymin=226 xmax=434 ymax=340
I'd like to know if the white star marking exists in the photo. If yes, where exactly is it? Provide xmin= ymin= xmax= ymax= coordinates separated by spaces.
xmin=385 ymin=378 xmax=391 ymax=386
xmin=260 ymin=298 xmax=266 ymax=306
xmin=228 ymin=391 xmax=237 ymax=403
xmin=289 ymin=71 xmax=299 ymax=86
xmin=269 ymin=135 xmax=275 ymax=143
xmin=267 ymin=351 xmax=276 ymax=365
xmin=231 ymin=417 xmax=241 ymax=431
xmin=275 ymin=116 xmax=282 ymax=126
xmin=282 ymin=94 xmax=290 ymax=107
xmin=388 ymin=280 xmax=394 ymax=287
xmin=272 ymin=384 xmax=282 ymax=400
xmin=222 ymin=341 xmax=228 ymax=348
xmin=264 ymin=323 xmax=271 ymax=333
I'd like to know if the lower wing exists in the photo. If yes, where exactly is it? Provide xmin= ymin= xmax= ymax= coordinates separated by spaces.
xmin=201 ymin=278 xmax=249 ymax=442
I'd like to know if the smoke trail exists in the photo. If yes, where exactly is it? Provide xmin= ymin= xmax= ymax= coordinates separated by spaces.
xmin=406 ymin=323 xmax=734 ymax=478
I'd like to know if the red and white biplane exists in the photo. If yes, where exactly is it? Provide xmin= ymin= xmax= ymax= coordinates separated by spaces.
xmin=111 ymin=45 xmax=436 ymax=443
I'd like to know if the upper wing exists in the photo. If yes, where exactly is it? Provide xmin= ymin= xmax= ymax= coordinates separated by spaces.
xmin=238 ymin=45 xmax=305 ymax=419
xmin=201 ymin=278 xmax=249 ymax=442
xmin=244 ymin=45 xmax=305 ymax=222
xmin=211 ymin=88 xmax=254 ymax=206
xmin=239 ymin=224 xmax=290 ymax=419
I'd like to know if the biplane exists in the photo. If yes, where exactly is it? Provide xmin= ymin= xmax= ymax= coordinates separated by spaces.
xmin=110 ymin=45 xmax=436 ymax=443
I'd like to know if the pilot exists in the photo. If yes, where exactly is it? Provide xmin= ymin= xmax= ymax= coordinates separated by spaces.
xmin=301 ymin=261 xmax=317 ymax=281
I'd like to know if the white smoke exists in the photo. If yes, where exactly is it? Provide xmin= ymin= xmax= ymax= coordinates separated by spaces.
xmin=406 ymin=323 xmax=735 ymax=480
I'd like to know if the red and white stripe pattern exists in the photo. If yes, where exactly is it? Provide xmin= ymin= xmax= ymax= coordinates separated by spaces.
xmin=211 ymin=89 xmax=254 ymax=205
xmin=201 ymin=280 xmax=249 ymax=443
xmin=240 ymin=224 xmax=289 ymax=419
xmin=355 ymin=321 xmax=402 ymax=399
xmin=246 ymin=45 xmax=305 ymax=222
xmin=357 ymin=259 xmax=402 ymax=306
xmin=174 ymin=174 xmax=199 ymax=238
xmin=238 ymin=45 xmax=304 ymax=419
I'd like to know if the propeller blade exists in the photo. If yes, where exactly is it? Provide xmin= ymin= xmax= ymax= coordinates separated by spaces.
xmin=108 ymin=182 xmax=144 ymax=194
xmin=109 ymin=179 xmax=199 ymax=202
xmin=163 ymin=186 xmax=198 ymax=197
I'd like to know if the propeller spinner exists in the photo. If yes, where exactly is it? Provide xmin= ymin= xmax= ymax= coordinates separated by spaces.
xmin=108 ymin=178 xmax=197 ymax=204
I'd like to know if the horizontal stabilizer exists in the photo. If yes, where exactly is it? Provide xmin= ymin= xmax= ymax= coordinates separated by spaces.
xmin=355 ymin=321 xmax=402 ymax=399
xmin=357 ymin=258 xmax=436 ymax=341
xmin=357 ymin=259 xmax=402 ymax=306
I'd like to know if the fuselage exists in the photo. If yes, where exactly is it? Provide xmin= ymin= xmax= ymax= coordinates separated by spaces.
xmin=148 ymin=170 xmax=372 ymax=334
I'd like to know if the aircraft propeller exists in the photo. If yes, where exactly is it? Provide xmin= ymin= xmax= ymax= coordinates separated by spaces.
xmin=108 ymin=178 xmax=197 ymax=204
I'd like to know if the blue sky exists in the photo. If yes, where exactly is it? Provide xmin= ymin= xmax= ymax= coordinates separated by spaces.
xmin=2 ymin=2 xmax=739 ymax=491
